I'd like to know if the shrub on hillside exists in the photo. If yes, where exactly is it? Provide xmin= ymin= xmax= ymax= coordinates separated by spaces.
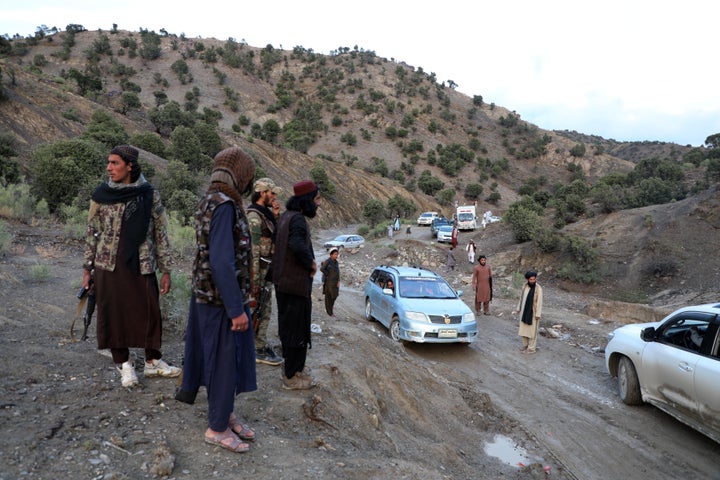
xmin=30 ymin=139 xmax=106 ymax=212
xmin=504 ymin=200 xmax=544 ymax=243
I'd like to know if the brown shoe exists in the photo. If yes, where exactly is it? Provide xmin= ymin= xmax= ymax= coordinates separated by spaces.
xmin=295 ymin=370 xmax=317 ymax=387
xmin=282 ymin=373 xmax=315 ymax=390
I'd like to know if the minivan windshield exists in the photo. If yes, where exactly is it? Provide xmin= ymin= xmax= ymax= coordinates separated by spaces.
xmin=399 ymin=277 xmax=455 ymax=299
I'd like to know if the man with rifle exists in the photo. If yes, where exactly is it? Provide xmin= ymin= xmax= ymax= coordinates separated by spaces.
xmin=247 ymin=178 xmax=283 ymax=366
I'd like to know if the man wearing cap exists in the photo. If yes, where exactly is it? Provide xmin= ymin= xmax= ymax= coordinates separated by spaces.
xmin=272 ymin=180 xmax=320 ymax=390
xmin=513 ymin=271 xmax=543 ymax=354
xmin=246 ymin=178 xmax=283 ymax=366
xmin=320 ymin=247 xmax=340 ymax=317
xmin=82 ymin=145 xmax=179 ymax=388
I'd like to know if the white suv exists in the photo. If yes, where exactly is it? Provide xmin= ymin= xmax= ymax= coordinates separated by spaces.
xmin=605 ymin=303 xmax=720 ymax=443
xmin=416 ymin=211 xmax=439 ymax=226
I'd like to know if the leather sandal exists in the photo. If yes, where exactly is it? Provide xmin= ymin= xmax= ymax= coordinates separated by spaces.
xmin=204 ymin=429 xmax=249 ymax=453
xmin=229 ymin=414 xmax=255 ymax=441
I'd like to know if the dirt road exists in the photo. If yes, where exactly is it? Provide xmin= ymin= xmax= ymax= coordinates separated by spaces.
xmin=0 ymin=220 xmax=718 ymax=479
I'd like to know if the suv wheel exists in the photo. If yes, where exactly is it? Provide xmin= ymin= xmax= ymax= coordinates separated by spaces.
xmin=618 ymin=356 xmax=642 ymax=405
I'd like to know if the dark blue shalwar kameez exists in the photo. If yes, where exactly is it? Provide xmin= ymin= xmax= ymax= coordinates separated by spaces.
xmin=181 ymin=203 xmax=257 ymax=432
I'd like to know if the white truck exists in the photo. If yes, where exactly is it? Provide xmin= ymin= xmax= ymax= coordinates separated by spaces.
xmin=456 ymin=205 xmax=477 ymax=230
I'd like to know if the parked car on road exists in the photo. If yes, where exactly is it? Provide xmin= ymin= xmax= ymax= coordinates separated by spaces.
xmin=605 ymin=303 xmax=720 ymax=444
xmin=323 ymin=234 xmax=365 ymax=251
xmin=417 ymin=211 xmax=439 ymax=226
xmin=436 ymin=225 xmax=454 ymax=243
xmin=363 ymin=265 xmax=477 ymax=344
xmin=430 ymin=217 xmax=452 ymax=236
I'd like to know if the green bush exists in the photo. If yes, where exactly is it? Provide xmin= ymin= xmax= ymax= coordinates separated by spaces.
xmin=155 ymin=160 xmax=203 ymax=211
xmin=504 ymin=201 xmax=544 ymax=243
xmin=161 ymin=269 xmax=190 ymax=330
xmin=418 ymin=170 xmax=444 ymax=196
xmin=533 ymin=226 xmax=561 ymax=253
xmin=310 ymin=162 xmax=336 ymax=197
xmin=362 ymin=199 xmax=385 ymax=227
xmin=562 ymin=235 xmax=598 ymax=269
xmin=167 ymin=189 xmax=199 ymax=226
xmin=59 ymin=204 xmax=88 ymax=239
xmin=129 ymin=132 xmax=166 ymax=158
xmin=0 ymin=182 xmax=40 ymax=221
xmin=80 ymin=109 xmax=129 ymax=148
xmin=167 ymin=212 xmax=196 ymax=256
xmin=0 ymin=220 xmax=12 ymax=256
xmin=557 ymin=262 xmax=602 ymax=284
xmin=28 ymin=263 xmax=50 ymax=282
xmin=30 ymin=139 xmax=107 ymax=212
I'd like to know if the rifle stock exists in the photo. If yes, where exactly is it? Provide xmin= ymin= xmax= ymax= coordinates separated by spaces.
xmin=252 ymin=285 xmax=271 ymax=334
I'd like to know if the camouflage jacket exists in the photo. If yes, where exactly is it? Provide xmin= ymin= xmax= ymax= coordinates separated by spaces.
xmin=246 ymin=203 xmax=276 ymax=295
xmin=192 ymin=191 xmax=252 ymax=306
xmin=84 ymin=189 xmax=171 ymax=275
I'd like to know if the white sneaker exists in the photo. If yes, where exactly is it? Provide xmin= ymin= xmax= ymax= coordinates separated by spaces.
xmin=117 ymin=361 xmax=139 ymax=387
xmin=144 ymin=359 xmax=181 ymax=378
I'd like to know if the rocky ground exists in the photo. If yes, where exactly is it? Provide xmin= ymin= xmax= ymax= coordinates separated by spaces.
xmin=0 ymin=219 xmax=717 ymax=480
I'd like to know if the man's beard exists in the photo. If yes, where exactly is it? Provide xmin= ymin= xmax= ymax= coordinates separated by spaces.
xmin=303 ymin=202 xmax=318 ymax=218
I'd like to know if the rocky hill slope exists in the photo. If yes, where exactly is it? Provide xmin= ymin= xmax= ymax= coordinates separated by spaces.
xmin=0 ymin=27 xmax=717 ymax=302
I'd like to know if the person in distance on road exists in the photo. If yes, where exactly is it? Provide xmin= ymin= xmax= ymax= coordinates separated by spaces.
xmin=320 ymin=247 xmax=341 ymax=317
xmin=471 ymin=255 xmax=493 ymax=315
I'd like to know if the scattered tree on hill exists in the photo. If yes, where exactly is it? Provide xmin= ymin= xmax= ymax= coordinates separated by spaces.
xmin=387 ymin=194 xmax=417 ymax=218
xmin=129 ymin=132 xmax=166 ymax=158
xmin=149 ymin=101 xmax=196 ymax=137
xmin=310 ymin=162 xmax=336 ymax=197
xmin=80 ymin=109 xmax=129 ymax=148
xmin=0 ymin=133 xmax=20 ymax=183
xmin=30 ymin=139 xmax=107 ymax=212
xmin=569 ymin=143 xmax=586 ymax=158
xmin=418 ymin=170 xmax=444 ymax=196
xmin=362 ymin=198 xmax=385 ymax=227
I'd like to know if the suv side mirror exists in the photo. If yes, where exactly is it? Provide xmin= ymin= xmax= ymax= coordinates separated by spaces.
xmin=640 ymin=326 xmax=657 ymax=342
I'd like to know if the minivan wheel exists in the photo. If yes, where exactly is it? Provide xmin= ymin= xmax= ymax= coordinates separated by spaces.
xmin=364 ymin=298 xmax=374 ymax=321
xmin=390 ymin=317 xmax=401 ymax=342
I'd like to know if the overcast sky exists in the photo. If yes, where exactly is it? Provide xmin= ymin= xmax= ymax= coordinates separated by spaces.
xmin=3 ymin=0 xmax=718 ymax=147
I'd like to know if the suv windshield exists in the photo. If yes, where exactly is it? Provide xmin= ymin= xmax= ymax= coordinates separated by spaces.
xmin=398 ymin=277 xmax=455 ymax=299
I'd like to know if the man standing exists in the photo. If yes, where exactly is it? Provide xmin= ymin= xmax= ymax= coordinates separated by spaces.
xmin=272 ymin=180 xmax=320 ymax=390
xmin=247 ymin=178 xmax=283 ymax=366
xmin=514 ymin=271 xmax=543 ymax=354
xmin=320 ymin=247 xmax=340 ymax=317
xmin=466 ymin=239 xmax=477 ymax=264
xmin=179 ymin=147 xmax=257 ymax=453
xmin=82 ymin=145 xmax=179 ymax=388
xmin=471 ymin=255 xmax=493 ymax=315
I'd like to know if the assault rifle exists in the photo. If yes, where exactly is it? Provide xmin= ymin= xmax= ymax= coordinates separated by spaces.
xmin=252 ymin=257 xmax=273 ymax=334
xmin=70 ymin=279 xmax=96 ymax=341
